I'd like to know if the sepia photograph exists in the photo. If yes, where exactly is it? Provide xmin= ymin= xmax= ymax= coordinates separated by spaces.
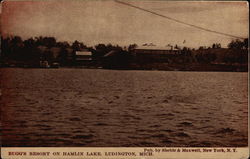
xmin=0 ymin=0 xmax=248 ymax=158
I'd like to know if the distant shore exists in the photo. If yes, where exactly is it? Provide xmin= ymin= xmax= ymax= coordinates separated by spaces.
xmin=1 ymin=36 xmax=248 ymax=73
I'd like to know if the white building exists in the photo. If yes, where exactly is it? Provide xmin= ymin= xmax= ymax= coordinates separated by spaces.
xmin=75 ymin=51 xmax=92 ymax=61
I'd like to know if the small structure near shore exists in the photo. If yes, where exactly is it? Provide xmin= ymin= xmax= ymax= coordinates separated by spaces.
xmin=75 ymin=50 xmax=93 ymax=66
xmin=39 ymin=60 xmax=50 ymax=68
xmin=75 ymin=50 xmax=92 ymax=61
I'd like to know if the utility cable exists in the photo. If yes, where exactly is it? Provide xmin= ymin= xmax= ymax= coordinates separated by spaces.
xmin=115 ymin=0 xmax=245 ymax=40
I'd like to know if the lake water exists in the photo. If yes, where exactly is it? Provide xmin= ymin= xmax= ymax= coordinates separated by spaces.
xmin=0 ymin=68 xmax=248 ymax=147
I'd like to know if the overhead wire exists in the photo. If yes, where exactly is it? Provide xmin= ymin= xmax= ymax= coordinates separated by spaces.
xmin=114 ymin=0 xmax=245 ymax=40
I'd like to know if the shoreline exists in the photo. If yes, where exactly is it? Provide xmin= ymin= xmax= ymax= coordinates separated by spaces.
xmin=0 ymin=64 xmax=248 ymax=72
xmin=0 ymin=61 xmax=248 ymax=72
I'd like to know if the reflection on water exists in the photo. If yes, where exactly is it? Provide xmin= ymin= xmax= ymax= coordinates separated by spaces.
xmin=0 ymin=68 xmax=248 ymax=147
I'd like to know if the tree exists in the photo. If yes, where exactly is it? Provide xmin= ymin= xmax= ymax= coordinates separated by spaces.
xmin=23 ymin=38 xmax=40 ymax=62
xmin=71 ymin=40 xmax=87 ymax=51
xmin=128 ymin=43 xmax=138 ymax=52
xmin=212 ymin=43 xmax=221 ymax=49
xmin=1 ymin=37 xmax=11 ymax=58
xmin=174 ymin=44 xmax=180 ymax=50
xmin=56 ymin=41 xmax=70 ymax=48
xmin=243 ymin=38 xmax=248 ymax=49
xmin=9 ymin=36 xmax=24 ymax=60
xmin=228 ymin=39 xmax=246 ymax=49
xmin=198 ymin=46 xmax=206 ymax=50
xmin=182 ymin=47 xmax=191 ymax=56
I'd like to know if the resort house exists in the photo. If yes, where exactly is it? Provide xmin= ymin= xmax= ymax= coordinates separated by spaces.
xmin=132 ymin=45 xmax=181 ymax=63
xmin=75 ymin=50 xmax=92 ymax=61
xmin=133 ymin=46 xmax=180 ymax=55
xmin=75 ymin=50 xmax=93 ymax=65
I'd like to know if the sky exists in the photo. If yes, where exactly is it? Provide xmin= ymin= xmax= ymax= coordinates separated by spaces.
xmin=1 ymin=0 xmax=249 ymax=48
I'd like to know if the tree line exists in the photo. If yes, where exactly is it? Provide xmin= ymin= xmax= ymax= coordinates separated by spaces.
xmin=0 ymin=36 xmax=248 ymax=68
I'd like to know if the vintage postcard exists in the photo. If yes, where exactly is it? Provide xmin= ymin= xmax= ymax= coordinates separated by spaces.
xmin=0 ymin=0 xmax=249 ymax=159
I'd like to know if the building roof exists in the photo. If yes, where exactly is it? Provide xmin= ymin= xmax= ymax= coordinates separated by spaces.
xmin=76 ymin=51 xmax=92 ymax=56
xmin=135 ymin=46 xmax=179 ymax=51
xmin=103 ymin=50 xmax=117 ymax=57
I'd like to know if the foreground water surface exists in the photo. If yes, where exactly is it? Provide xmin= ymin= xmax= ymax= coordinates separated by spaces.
xmin=0 ymin=68 xmax=248 ymax=147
